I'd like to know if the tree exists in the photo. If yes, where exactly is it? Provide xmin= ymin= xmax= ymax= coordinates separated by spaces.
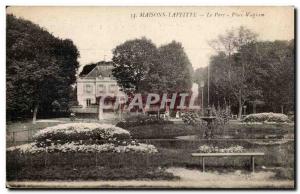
xmin=207 ymin=28 xmax=294 ymax=116
xmin=236 ymin=40 xmax=294 ymax=113
xmin=112 ymin=38 xmax=193 ymax=116
xmin=112 ymin=37 xmax=158 ymax=94
xmin=156 ymin=41 xmax=193 ymax=93
xmin=207 ymin=52 xmax=236 ymax=108
xmin=209 ymin=26 xmax=258 ymax=119
xmin=146 ymin=41 xmax=193 ymax=117
xmin=6 ymin=14 xmax=79 ymax=122
xmin=112 ymin=38 xmax=193 ymax=94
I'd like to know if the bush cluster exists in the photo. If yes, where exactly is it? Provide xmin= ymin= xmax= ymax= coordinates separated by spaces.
xmin=243 ymin=113 xmax=290 ymax=123
xmin=116 ymin=114 xmax=173 ymax=128
xmin=7 ymin=123 xmax=158 ymax=154
xmin=212 ymin=106 xmax=231 ymax=125
xmin=33 ymin=123 xmax=131 ymax=146
xmin=181 ymin=111 xmax=200 ymax=125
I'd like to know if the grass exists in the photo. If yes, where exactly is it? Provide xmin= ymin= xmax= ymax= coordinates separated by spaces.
xmin=7 ymin=118 xmax=294 ymax=145
xmin=125 ymin=123 xmax=200 ymax=139
xmin=8 ymin=166 xmax=177 ymax=181
xmin=123 ymin=121 xmax=294 ymax=140
xmin=6 ymin=118 xmax=295 ymax=182
xmin=224 ymin=122 xmax=294 ymax=139
xmin=7 ymin=138 xmax=294 ymax=181
xmin=6 ymin=118 xmax=121 ymax=146
xmin=6 ymin=152 xmax=178 ymax=181
xmin=7 ymin=120 xmax=60 ymax=133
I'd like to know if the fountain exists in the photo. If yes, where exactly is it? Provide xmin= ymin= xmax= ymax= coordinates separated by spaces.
xmin=200 ymin=107 xmax=216 ymax=139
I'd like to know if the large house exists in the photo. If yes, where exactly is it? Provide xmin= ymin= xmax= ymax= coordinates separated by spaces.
xmin=72 ymin=61 xmax=123 ymax=114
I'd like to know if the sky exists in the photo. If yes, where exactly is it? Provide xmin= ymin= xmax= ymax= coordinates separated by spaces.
xmin=7 ymin=6 xmax=294 ymax=70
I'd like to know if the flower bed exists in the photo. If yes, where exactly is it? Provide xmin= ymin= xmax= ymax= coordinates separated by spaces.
xmin=7 ymin=123 xmax=158 ymax=154
xmin=198 ymin=145 xmax=245 ymax=153
xmin=7 ymin=142 xmax=158 ymax=154
xmin=243 ymin=113 xmax=290 ymax=123
xmin=33 ymin=123 xmax=131 ymax=145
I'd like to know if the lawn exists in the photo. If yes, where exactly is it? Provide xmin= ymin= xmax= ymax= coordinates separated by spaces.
xmin=123 ymin=121 xmax=294 ymax=140
xmin=6 ymin=119 xmax=66 ymax=146
xmin=6 ymin=118 xmax=295 ymax=182
xmin=6 ymin=118 xmax=119 ymax=146
xmin=7 ymin=152 xmax=178 ymax=181
xmin=125 ymin=123 xmax=199 ymax=139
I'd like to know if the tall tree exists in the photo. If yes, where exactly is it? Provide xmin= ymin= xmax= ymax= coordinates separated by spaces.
xmin=157 ymin=41 xmax=193 ymax=93
xmin=112 ymin=38 xmax=193 ymax=115
xmin=112 ymin=38 xmax=193 ymax=94
xmin=6 ymin=14 xmax=79 ymax=122
xmin=209 ymin=26 xmax=258 ymax=119
xmin=112 ymin=37 xmax=158 ymax=94
xmin=237 ymin=40 xmax=294 ymax=113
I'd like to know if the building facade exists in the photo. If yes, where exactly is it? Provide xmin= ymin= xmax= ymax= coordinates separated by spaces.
xmin=76 ymin=61 xmax=122 ymax=109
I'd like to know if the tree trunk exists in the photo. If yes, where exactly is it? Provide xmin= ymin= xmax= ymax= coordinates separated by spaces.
xmin=98 ymin=100 xmax=103 ymax=120
xmin=238 ymin=97 xmax=243 ymax=120
xmin=118 ymin=105 xmax=122 ymax=120
xmin=253 ymin=102 xmax=256 ymax=114
xmin=32 ymin=104 xmax=39 ymax=124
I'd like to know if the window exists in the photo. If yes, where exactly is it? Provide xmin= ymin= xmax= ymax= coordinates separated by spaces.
xmin=98 ymin=84 xmax=105 ymax=94
xmin=85 ymin=84 xmax=92 ymax=94
xmin=86 ymin=99 xmax=91 ymax=107
xmin=109 ymin=84 xmax=117 ymax=93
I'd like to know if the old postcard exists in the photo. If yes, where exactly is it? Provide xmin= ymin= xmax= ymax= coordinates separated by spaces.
xmin=6 ymin=6 xmax=295 ymax=189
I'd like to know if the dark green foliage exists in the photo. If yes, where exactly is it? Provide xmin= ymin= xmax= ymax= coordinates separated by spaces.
xmin=112 ymin=37 xmax=158 ymax=93
xmin=6 ymin=152 xmax=178 ymax=181
xmin=212 ymin=106 xmax=231 ymax=124
xmin=7 ymin=166 xmax=177 ymax=181
xmin=6 ymin=14 xmax=80 ymax=120
xmin=120 ymin=123 xmax=200 ymax=139
xmin=7 ymin=138 xmax=294 ymax=181
xmin=195 ymin=26 xmax=294 ymax=117
xmin=157 ymin=41 xmax=193 ymax=93
xmin=273 ymin=168 xmax=294 ymax=180
xmin=239 ymin=40 xmax=294 ymax=113
xmin=116 ymin=114 xmax=173 ymax=128
xmin=34 ymin=129 xmax=131 ymax=147
xmin=112 ymin=38 xmax=193 ymax=94
xmin=242 ymin=113 xmax=290 ymax=123
xmin=181 ymin=111 xmax=200 ymax=125
xmin=6 ymin=121 xmax=294 ymax=181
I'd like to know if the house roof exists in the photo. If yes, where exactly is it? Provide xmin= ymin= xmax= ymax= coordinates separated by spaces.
xmin=79 ymin=61 xmax=114 ymax=78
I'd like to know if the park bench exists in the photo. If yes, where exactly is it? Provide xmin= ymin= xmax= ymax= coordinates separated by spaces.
xmin=191 ymin=152 xmax=265 ymax=173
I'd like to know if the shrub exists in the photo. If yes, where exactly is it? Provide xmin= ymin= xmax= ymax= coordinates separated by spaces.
xmin=243 ymin=113 xmax=290 ymax=123
xmin=33 ymin=123 xmax=131 ymax=145
xmin=124 ymin=123 xmax=199 ymax=139
xmin=181 ymin=111 xmax=200 ymax=125
xmin=212 ymin=106 xmax=231 ymax=125
xmin=273 ymin=168 xmax=294 ymax=180
xmin=7 ymin=165 xmax=177 ymax=181
xmin=116 ymin=114 xmax=173 ymax=128
xmin=210 ymin=106 xmax=231 ymax=136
